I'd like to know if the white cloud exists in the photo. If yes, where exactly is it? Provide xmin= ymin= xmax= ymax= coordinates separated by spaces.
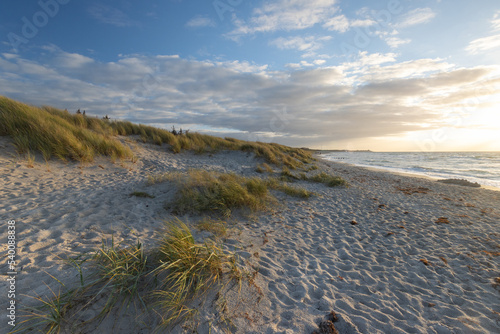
xmin=270 ymin=35 xmax=332 ymax=57
xmin=397 ymin=8 xmax=436 ymax=28
xmin=493 ymin=12 xmax=500 ymax=31
xmin=186 ymin=16 xmax=215 ymax=28
xmin=228 ymin=0 xmax=339 ymax=37
xmin=211 ymin=60 xmax=269 ymax=73
xmin=341 ymin=52 xmax=397 ymax=72
xmin=350 ymin=18 xmax=376 ymax=28
xmin=385 ymin=37 xmax=411 ymax=48
xmin=323 ymin=15 xmax=350 ymax=32
xmin=322 ymin=14 xmax=376 ymax=33
xmin=355 ymin=58 xmax=454 ymax=82
xmin=466 ymin=12 xmax=500 ymax=54
xmin=87 ymin=4 xmax=139 ymax=27
xmin=1 ymin=47 xmax=499 ymax=149
xmin=466 ymin=34 xmax=500 ymax=54
xmin=1 ymin=53 xmax=18 ymax=60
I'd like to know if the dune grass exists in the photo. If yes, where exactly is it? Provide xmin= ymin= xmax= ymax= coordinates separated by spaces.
xmin=130 ymin=191 xmax=156 ymax=198
xmin=150 ymin=169 xmax=319 ymax=217
xmin=91 ymin=237 xmax=149 ymax=314
xmin=256 ymin=162 xmax=274 ymax=174
xmin=277 ymin=166 xmax=348 ymax=188
xmin=0 ymin=97 xmax=133 ymax=162
xmin=16 ymin=280 xmax=77 ymax=334
xmin=308 ymin=172 xmax=348 ymax=187
xmin=197 ymin=219 xmax=228 ymax=238
xmin=265 ymin=177 xmax=315 ymax=199
xmin=1 ymin=96 xmax=313 ymax=167
xmin=163 ymin=170 xmax=272 ymax=217
xmin=151 ymin=219 xmax=240 ymax=327
xmin=15 ymin=219 xmax=241 ymax=333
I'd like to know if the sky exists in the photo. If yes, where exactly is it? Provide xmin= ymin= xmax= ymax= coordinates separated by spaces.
xmin=0 ymin=0 xmax=500 ymax=151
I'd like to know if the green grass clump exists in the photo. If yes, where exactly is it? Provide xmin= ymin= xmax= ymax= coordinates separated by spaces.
xmin=197 ymin=219 xmax=228 ymax=238
xmin=16 ymin=281 xmax=76 ymax=334
xmin=280 ymin=185 xmax=314 ymax=198
xmin=152 ymin=219 xmax=239 ymax=327
xmin=305 ymin=164 xmax=319 ymax=172
xmin=280 ymin=166 xmax=300 ymax=181
xmin=130 ymin=191 xmax=155 ymax=198
xmin=166 ymin=170 xmax=273 ymax=217
xmin=308 ymin=172 xmax=348 ymax=187
xmin=92 ymin=238 xmax=148 ymax=312
xmin=239 ymin=141 xmax=312 ymax=168
xmin=266 ymin=178 xmax=315 ymax=199
xmin=256 ymin=163 xmax=274 ymax=174
xmin=146 ymin=172 xmax=172 ymax=185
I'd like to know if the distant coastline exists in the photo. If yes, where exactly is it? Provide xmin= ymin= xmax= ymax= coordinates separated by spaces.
xmin=320 ymin=151 xmax=500 ymax=190
xmin=309 ymin=149 xmax=373 ymax=153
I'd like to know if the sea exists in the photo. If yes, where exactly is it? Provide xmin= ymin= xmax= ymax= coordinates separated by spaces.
xmin=321 ymin=151 xmax=500 ymax=190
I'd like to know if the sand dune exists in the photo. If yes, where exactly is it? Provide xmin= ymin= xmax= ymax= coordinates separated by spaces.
xmin=1 ymin=136 xmax=499 ymax=333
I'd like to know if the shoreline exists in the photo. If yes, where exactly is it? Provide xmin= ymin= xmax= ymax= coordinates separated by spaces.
xmin=1 ymin=140 xmax=500 ymax=333
xmin=319 ymin=156 xmax=500 ymax=192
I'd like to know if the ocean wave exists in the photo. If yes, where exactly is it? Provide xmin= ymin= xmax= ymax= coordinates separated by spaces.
xmin=323 ymin=152 xmax=500 ymax=189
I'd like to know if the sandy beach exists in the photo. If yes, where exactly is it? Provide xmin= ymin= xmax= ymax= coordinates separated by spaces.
xmin=1 ymin=136 xmax=500 ymax=334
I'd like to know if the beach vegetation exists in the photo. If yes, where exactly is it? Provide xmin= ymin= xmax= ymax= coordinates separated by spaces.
xmin=25 ymin=150 xmax=35 ymax=168
xmin=0 ymin=97 xmax=133 ymax=163
xmin=265 ymin=177 xmax=315 ymax=199
xmin=93 ymin=237 xmax=148 ymax=298
xmin=280 ymin=166 xmax=298 ymax=181
xmin=261 ymin=163 xmax=274 ymax=173
xmin=16 ymin=220 xmax=243 ymax=333
xmin=130 ymin=191 xmax=155 ymax=198
xmin=305 ymin=164 xmax=319 ymax=172
xmin=197 ymin=219 xmax=228 ymax=238
xmin=146 ymin=172 xmax=172 ymax=185
xmin=0 ymin=96 xmax=313 ymax=168
xmin=256 ymin=163 xmax=274 ymax=174
xmin=164 ymin=170 xmax=273 ymax=217
xmin=307 ymin=172 xmax=348 ymax=187
xmin=151 ymin=219 xmax=240 ymax=328
xmin=16 ymin=281 xmax=76 ymax=334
